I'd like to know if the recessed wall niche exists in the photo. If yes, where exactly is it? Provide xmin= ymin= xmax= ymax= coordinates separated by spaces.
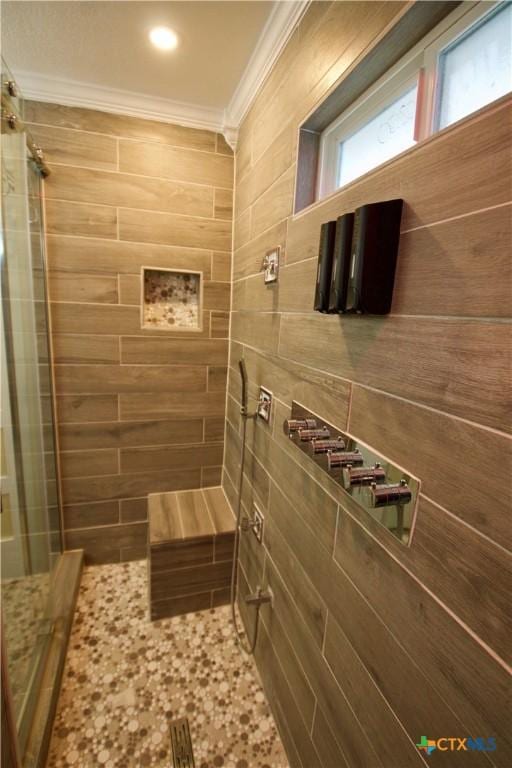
xmin=141 ymin=267 xmax=203 ymax=331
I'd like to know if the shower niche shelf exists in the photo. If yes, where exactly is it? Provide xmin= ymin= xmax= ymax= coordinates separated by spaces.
xmin=142 ymin=266 xmax=203 ymax=331
xmin=284 ymin=401 xmax=421 ymax=546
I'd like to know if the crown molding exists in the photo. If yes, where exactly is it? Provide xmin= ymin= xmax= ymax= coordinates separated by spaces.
xmin=224 ymin=0 xmax=310 ymax=134
xmin=14 ymin=1 xmax=310 ymax=149
xmin=14 ymin=70 xmax=225 ymax=133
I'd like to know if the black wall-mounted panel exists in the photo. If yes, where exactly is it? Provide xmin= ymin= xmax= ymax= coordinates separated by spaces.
xmin=348 ymin=198 xmax=403 ymax=315
xmin=328 ymin=213 xmax=354 ymax=313
xmin=314 ymin=220 xmax=337 ymax=312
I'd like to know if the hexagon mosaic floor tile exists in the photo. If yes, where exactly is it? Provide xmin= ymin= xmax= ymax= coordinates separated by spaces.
xmin=46 ymin=560 xmax=289 ymax=768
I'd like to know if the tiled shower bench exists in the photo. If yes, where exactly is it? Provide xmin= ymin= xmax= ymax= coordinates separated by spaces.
xmin=148 ymin=487 xmax=236 ymax=620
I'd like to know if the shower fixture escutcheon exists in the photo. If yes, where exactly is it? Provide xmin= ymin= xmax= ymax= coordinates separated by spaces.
xmin=284 ymin=401 xmax=421 ymax=546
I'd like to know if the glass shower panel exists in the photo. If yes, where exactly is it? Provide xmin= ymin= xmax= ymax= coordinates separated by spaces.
xmin=1 ymin=64 xmax=63 ymax=755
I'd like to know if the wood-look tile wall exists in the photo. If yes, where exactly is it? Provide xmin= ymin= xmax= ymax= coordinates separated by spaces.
xmin=223 ymin=3 xmax=512 ymax=767
xmin=27 ymin=101 xmax=233 ymax=564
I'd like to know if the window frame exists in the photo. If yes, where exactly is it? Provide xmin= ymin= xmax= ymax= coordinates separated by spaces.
xmin=317 ymin=0 xmax=506 ymax=200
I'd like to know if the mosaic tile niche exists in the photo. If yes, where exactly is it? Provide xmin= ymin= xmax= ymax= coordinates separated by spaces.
xmin=142 ymin=268 xmax=202 ymax=330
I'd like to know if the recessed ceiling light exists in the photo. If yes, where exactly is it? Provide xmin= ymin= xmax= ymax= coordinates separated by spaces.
xmin=149 ymin=26 xmax=178 ymax=51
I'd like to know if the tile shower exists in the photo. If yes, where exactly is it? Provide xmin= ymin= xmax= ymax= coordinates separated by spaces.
xmin=1 ymin=2 xmax=510 ymax=767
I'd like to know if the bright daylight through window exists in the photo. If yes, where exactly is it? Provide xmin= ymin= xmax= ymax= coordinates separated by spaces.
xmin=318 ymin=1 xmax=512 ymax=198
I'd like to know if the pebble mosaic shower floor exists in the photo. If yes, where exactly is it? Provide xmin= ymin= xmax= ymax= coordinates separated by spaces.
xmin=46 ymin=560 xmax=289 ymax=768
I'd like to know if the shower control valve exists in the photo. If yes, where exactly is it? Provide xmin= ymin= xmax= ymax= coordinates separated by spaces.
xmin=309 ymin=437 xmax=346 ymax=454
xmin=327 ymin=449 xmax=364 ymax=469
xmin=298 ymin=426 xmax=330 ymax=442
xmin=284 ymin=417 xmax=317 ymax=436
xmin=366 ymin=479 xmax=412 ymax=507
xmin=342 ymin=463 xmax=386 ymax=488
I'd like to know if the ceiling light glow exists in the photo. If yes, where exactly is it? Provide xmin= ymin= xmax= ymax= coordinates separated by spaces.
xmin=149 ymin=26 xmax=178 ymax=51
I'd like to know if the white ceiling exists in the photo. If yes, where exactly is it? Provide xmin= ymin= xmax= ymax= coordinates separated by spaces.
xmin=2 ymin=0 xmax=303 ymax=134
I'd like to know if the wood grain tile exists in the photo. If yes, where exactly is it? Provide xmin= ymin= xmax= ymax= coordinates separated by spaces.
xmin=60 ymin=448 xmax=119 ymax=478
xmin=203 ymin=282 xmax=230 ymax=311
xmin=119 ymin=391 xmax=225 ymax=420
xmin=177 ymin=489 xmax=215 ymax=538
xmin=349 ymin=385 xmax=512 ymax=546
xmin=58 ymin=418 xmax=204 ymax=450
xmin=62 ymin=468 xmax=200 ymax=505
xmin=119 ymin=139 xmax=233 ymax=188
xmin=334 ymin=508 xmax=512 ymax=761
xmin=120 ymin=442 xmax=224 ymax=474
xmin=150 ymin=560 xmax=232 ymax=601
xmin=56 ymin=394 xmax=119 ymax=423
xmin=214 ymin=188 xmax=233 ymax=220
xmin=148 ymin=491 xmax=182 ymax=543
xmin=52 ymin=335 xmax=120 ymax=364
xmin=65 ymin=522 xmax=147 ymax=565
xmin=49 ymin=272 xmax=118 ymax=304
xmin=150 ymin=539 xmax=213 ymax=570
xmin=150 ymin=591 xmax=212 ymax=620
xmin=118 ymin=274 xmax=140 ymax=305
xmin=204 ymin=417 xmax=225 ymax=443
xmin=119 ymin=208 xmax=232 ymax=251
xmin=63 ymin=500 xmax=120 ymax=530
xmin=202 ymin=487 xmax=235 ymax=533
xmin=121 ymin=337 xmax=228 ymax=365
xmin=212 ymin=252 xmax=231 ymax=282
xmin=211 ymin=311 xmax=229 ymax=338
xmin=55 ymin=365 xmax=206 ymax=394
xmin=236 ymin=125 xmax=294 ymax=215
xmin=45 ymin=165 xmax=214 ymax=218
xmin=278 ymin=313 xmax=511 ymax=431
xmin=47 ymin=236 xmax=213 ymax=279
xmin=120 ymin=498 xmax=147 ymax=523
xmin=250 ymin=165 xmax=295 ymax=240
xmin=27 ymin=122 xmax=118 ymax=170
xmin=45 ymin=199 xmax=117 ymax=239
xmin=207 ymin=366 xmax=227 ymax=392
xmin=26 ymin=100 xmax=217 ymax=152
xmin=201 ymin=466 xmax=223 ymax=487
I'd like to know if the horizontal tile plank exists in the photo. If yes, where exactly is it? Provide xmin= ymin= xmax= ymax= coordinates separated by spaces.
xmin=63 ymin=500 xmax=120 ymax=530
xmin=47 ymin=236 xmax=213 ymax=278
xmin=26 ymin=100 xmax=217 ymax=151
xmin=56 ymin=394 xmax=119 ymax=423
xmin=120 ymin=442 xmax=224 ymax=473
xmin=45 ymin=199 xmax=117 ymax=239
xmin=59 ymin=418 xmax=204 ymax=450
xmin=49 ymin=272 xmax=118 ymax=304
xmin=349 ymin=385 xmax=512 ymax=547
xmin=27 ymin=122 xmax=118 ymax=170
xmin=55 ymin=364 xmax=206 ymax=394
xmin=120 ymin=337 xmax=228 ymax=365
xmin=45 ymin=165 xmax=213 ymax=217
xmin=119 ymin=208 xmax=232 ymax=251
xmin=52 ymin=335 xmax=120 ymax=364
xmin=62 ymin=468 xmax=200 ymax=504
xmin=60 ymin=448 xmax=118 ymax=478
xmin=278 ymin=313 xmax=511 ymax=432
xmin=119 ymin=391 xmax=225 ymax=420
xmin=119 ymin=139 xmax=233 ymax=188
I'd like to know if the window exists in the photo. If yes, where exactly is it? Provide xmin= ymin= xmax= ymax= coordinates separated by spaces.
xmin=318 ymin=1 xmax=511 ymax=199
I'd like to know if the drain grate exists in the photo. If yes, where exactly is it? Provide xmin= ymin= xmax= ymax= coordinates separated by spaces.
xmin=170 ymin=717 xmax=195 ymax=768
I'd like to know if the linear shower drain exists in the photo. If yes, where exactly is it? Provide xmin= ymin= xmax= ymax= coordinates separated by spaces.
xmin=169 ymin=717 xmax=195 ymax=768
